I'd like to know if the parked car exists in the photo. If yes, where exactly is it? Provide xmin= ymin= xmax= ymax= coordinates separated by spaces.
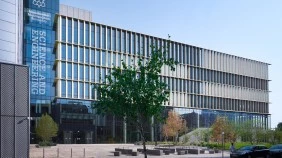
xmin=230 ymin=145 xmax=269 ymax=158
xmin=269 ymin=144 xmax=282 ymax=158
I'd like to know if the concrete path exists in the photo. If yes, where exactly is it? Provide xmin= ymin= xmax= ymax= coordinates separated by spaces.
xmin=30 ymin=144 xmax=230 ymax=158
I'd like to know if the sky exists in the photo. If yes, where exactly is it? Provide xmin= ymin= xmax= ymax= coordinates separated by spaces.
xmin=61 ymin=0 xmax=282 ymax=128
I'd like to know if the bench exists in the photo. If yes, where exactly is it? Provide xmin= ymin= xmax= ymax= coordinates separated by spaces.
xmin=132 ymin=151 xmax=138 ymax=156
xmin=155 ymin=147 xmax=175 ymax=153
xmin=200 ymin=149 xmax=205 ymax=154
xmin=121 ymin=149 xmax=132 ymax=155
xmin=115 ymin=148 xmax=122 ymax=152
xmin=114 ymin=148 xmax=132 ymax=155
xmin=209 ymin=150 xmax=215 ymax=154
xmin=177 ymin=150 xmax=186 ymax=155
xmin=147 ymin=149 xmax=162 ymax=156
xmin=163 ymin=150 xmax=170 ymax=155
xmin=188 ymin=149 xmax=199 ymax=154
xmin=113 ymin=151 xmax=120 ymax=156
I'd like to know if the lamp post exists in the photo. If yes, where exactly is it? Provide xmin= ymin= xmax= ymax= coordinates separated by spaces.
xmin=222 ymin=132 xmax=225 ymax=158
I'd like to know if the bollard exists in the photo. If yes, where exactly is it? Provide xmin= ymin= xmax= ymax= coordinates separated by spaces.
xmin=84 ymin=148 xmax=85 ymax=158
xmin=57 ymin=148 xmax=59 ymax=158
xmin=43 ymin=148 xmax=45 ymax=158
xmin=71 ymin=148 xmax=72 ymax=158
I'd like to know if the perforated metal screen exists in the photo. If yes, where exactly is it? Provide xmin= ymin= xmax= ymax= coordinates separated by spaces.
xmin=0 ymin=63 xmax=29 ymax=158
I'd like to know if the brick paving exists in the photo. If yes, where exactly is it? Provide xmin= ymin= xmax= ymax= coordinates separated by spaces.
xmin=30 ymin=144 xmax=230 ymax=158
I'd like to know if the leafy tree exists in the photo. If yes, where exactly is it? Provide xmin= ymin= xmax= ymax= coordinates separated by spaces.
xmin=162 ymin=110 xmax=187 ymax=143
xmin=211 ymin=117 xmax=236 ymax=143
xmin=93 ymin=43 xmax=177 ymax=158
xmin=201 ymin=128 xmax=212 ymax=143
xmin=234 ymin=120 xmax=253 ymax=143
xmin=277 ymin=122 xmax=282 ymax=131
xmin=35 ymin=113 xmax=58 ymax=143
xmin=275 ymin=122 xmax=282 ymax=143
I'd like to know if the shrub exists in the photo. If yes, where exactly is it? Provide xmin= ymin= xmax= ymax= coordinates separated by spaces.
xmin=38 ymin=141 xmax=56 ymax=147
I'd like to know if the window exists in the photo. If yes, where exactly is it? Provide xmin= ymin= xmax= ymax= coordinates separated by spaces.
xmin=117 ymin=30 xmax=121 ymax=52
xmin=96 ymin=25 xmax=100 ymax=48
xmin=74 ymin=64 xmax=78 ymax=80
xmin=122 ymin=31 xmax=126 ymax=52
xmin=67 ymin=45 xmax=72 ymax=61
xmin=132 ymin=33 xmax=135 ymax=53
xmin=127 ymin=32 xmax=130 ymax=54
xmin=146 ymin=36 xmax=150 ymax=57
xmin=73 ymin=82 xmax=78 ymax=98
xmin=102 ymin=26 xmax=106 ymax=49
xmin=79 ymin=47 xmax=84 ymax=63
xmin=96 ymin=50 xmax=100 ymax=65
xmin=91 ymin=24 xmax=95 ymax=47
xmin=107 ymin=52 xmax=111 ymax=67
xmin=74 ymin=20 xmax=78 ymax=44
xmin=136 ymin=34 xmax=140 ymax=54
xmin=91 ymin=49 xmax=95 ymax=64
xmin=67 ymin=63 xmax=72 ymax=79
xmin=67 ymin=81 xmax=72 ymax=97
xmin=95 ymin=67 xmax=100 ymax=82
xmin=74 ymin=46 xmax=78 ymax=62
xmin=141 ymin=35 xmax=144 ymax=56
xmin=127 ymin=55 xmax=131 ymax=66
xmin=85 ymin=66 xmax=89 ymax=81
xmin=79 ymin=82 xmax=84 ymax=98
xmin=61 ymin=62 xmax=66 ymax=78
xmin=85 ymin=48 xmax=89 ymax=64
xmin=67 ymin=18 xmax=72 ymax=43
xmin=61 ymin=44 xmax=66 ymax=60
xmin=117 ymin=54 xmax=121 ymax=67
xmin=112 ymin=53 xmax=116 ymax=67
xmin=61 ymin=17 xmax=66 ymax=41
xmin=112 ymin=29 xmax=116 ymax=51
xmin=102 ymin=51 xmax=106 ymax=66
xmin=85 ymin=23 xmax=89 ymax=45
xmin=107 ymin=27 xmax=111 ymax=50
xmin=101 ymin=68 xmax=106 ymax=82
xmin=79 ymin=65 xmax=84 ymax=80
xmin=91 ymin=66 xmax=95 ymax=82
xmin=61 ymin=80 xmax=66 ymax=97
xmin=85 ymin=83 xmax=89 ymax=99
xmin=80 ymin=21 xmax=84 ymax=45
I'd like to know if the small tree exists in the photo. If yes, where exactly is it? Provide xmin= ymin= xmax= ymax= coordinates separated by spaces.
xmin=93 ymin=42 xmax=177 ymax=158
xmin=236 ymin=120 xmax=254 ymax=143
xmin=35 ymin=114 xmax=58 ymax=143
xmin=275 ymin=122 xmax=282 ymax=143
xmin=162 ymin=110 xmax=187 ymax=143
xmin=211 ymin=116 xmax=236 ymax=143
xmin=277 ymin=122 xmax=282 ymax=131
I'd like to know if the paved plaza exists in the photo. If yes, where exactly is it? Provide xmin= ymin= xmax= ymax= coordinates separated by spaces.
xmin=30 ymin=144 xmax=230 ymax=158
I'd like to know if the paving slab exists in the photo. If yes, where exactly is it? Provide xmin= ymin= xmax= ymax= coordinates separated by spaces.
xmin=30 ymin=144 xmax=230 ymax=158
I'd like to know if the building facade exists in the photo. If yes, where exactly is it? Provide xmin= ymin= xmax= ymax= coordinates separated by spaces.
xmin=17 ymin=1 xmax=270 ymax=144
xmin=0 ymin=0 xmax=23 ymax=64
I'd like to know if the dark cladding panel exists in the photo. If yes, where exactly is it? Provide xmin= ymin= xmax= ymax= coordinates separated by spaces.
xmin=0 ymin=63 xmax=29 ymax=158
xmin=1 ymin=64 xmax=15 ymax=116
xmin=15 ymin=117 xmax=29 ymax=157
xmin=0 ymin=116 xmax=15 ymax=158
xmin=15 ymin=66 xmax=29 ymax=116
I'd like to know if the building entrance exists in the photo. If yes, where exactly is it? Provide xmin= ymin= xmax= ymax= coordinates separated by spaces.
xmin=63 ymin=131 xmax=93 ymax=144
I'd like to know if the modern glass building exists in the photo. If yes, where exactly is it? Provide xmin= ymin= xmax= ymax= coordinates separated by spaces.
xmin=19 ymin=1 xmax=271 ymax=144
xmin=0 ymin=0 xmax=23 ymax=64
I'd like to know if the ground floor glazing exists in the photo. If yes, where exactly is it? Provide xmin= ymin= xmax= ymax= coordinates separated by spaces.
xmin=30 ymin=98 xmax=270 ymax=144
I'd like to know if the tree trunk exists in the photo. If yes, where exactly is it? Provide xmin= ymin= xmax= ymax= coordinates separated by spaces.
xmin=140 ymin=125 xmax=147 ymax=158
